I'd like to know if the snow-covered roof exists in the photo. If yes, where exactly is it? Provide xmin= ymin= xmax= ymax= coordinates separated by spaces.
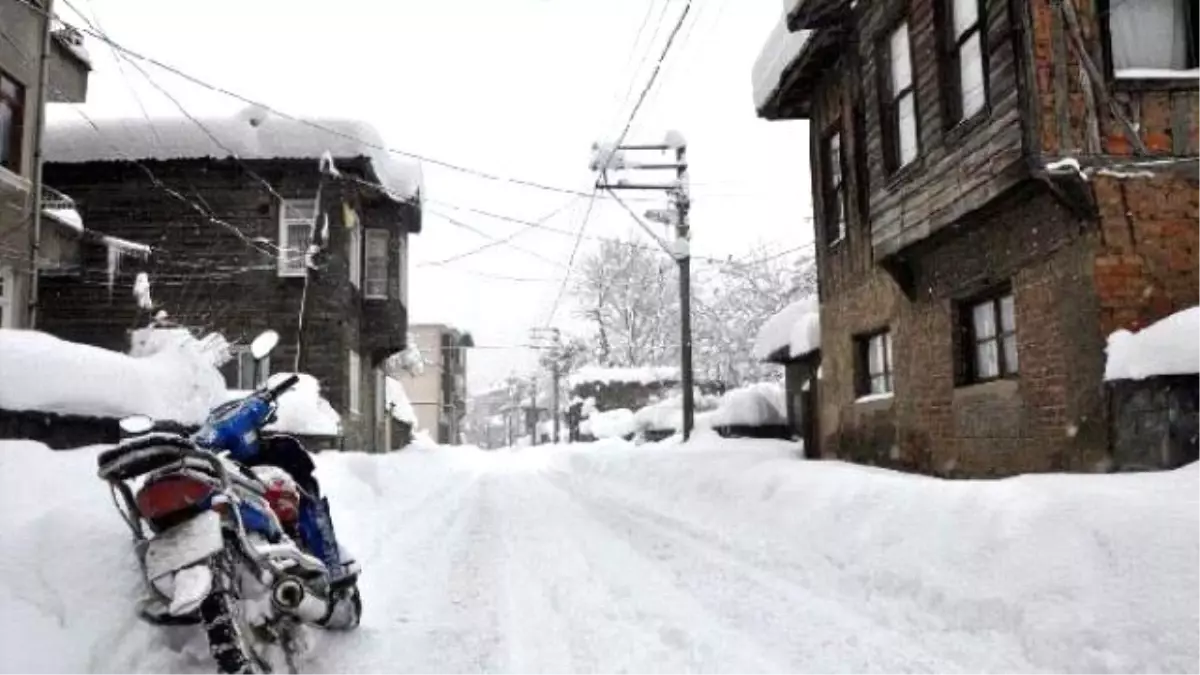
xmin=567 ymin=365 xmax=680 ymax=389
xmin=386 ymin=376 xmax=417 ymax=425
xmin=751 ymin=14 xmax=813 ymax=113
xmin=708 ymin=382 xmax=788 ymax=428
xmin=45 ymin=106 xmax=423 ymax=202
xmin=752 ymin=296 xmax=820 ymax=361
xmin=1104 ymin=306 xmax=1200 ymax=381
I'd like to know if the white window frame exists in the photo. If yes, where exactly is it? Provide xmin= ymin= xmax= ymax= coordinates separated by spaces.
xmin=364 ymin=229 xmax=390 ymax=300
xmin=885 ymin=22 xmax=919 ymax=170
xmin=859 ymin=330 xmax=894 ymax=395
xmin=0 ymin=264 xmax=14 ymax=328
xmin=278 ymin=198 xmax=317 ymax=278
xmin=230 ymin=346 xmax=270 ymax=389
xmin=348 ymin=349 xmax=361 ymax=414
xmin=1109 ymin=0 xmax=1198 ymax=76
xmin=348 ymin=225 xmax=362 ymax=289
xmin=948 ymin=0 xmax=987 ymax=121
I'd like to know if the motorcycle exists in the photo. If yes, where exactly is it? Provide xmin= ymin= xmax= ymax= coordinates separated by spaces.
xmin=97 ymin=330 xmax=360 ymax=674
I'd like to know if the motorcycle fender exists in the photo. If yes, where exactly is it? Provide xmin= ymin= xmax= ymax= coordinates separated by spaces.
xmin=144 ymin=510 xmax=224 ymax=582
xmin=167 ymin=564 xmax=213 ymax=616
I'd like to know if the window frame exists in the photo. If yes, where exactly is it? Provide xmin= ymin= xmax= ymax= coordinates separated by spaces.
xmin=0 ymin=69 xmax=26 ymax=175
xmin=348 ymin=349 xmax=362 ymax=414
xmin=364 ymin=228 xmax=390 ymax=300
xmin=961 ymin=289 xmax=1018 ymax=384
xmin=278 ymin=198 xmax=317 ymax=278
xmin=938 ymin=0 xmax=989 ymax=127
xmin=822 ymin=121 xmax=848 ymax=246
xmin=348 ymin=224 xmax=362 ymax=289
xmin=855 ymin=329 xmax=895 ymax=396
xmin=877 ymin=19 xmax=920 ymax=174
xmin=0 ymin=264 xmax=13 ymax=327
xmin=397 ymin=233 xmax=409 ymax=306
xmin=1099 ymin=0 xmax=1199 ymax=89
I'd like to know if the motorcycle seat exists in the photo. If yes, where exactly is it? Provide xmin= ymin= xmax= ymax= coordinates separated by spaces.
xmin=97 ymin=434 xmax=195 ymax=481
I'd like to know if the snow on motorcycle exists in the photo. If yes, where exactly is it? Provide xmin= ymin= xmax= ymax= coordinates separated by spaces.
xmin=97 ymin=330 xmax=361 ymax=673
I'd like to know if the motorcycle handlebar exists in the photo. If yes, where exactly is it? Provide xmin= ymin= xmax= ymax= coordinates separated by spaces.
xmin=265 ymin=374 xmax=300 ymax=401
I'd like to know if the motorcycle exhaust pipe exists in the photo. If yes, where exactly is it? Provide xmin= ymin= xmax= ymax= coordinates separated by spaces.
xmin=271 ymin=577 xmax=330 ymax=624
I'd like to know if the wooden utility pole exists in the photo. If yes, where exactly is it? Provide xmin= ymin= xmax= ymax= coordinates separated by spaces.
xmin=27 ymin=0 xmax=54 ymax=328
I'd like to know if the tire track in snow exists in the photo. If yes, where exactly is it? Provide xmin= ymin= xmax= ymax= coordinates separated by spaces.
xmin=540 ymin=469 xmax=962 ymax=673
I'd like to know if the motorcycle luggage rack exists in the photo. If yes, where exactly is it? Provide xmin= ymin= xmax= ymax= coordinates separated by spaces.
xmin=98 ymin=434 xmax=197 ymax=482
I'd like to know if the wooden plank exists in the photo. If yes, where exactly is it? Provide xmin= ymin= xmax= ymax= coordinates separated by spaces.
xmin=1171 ymin=91 xmax=1192 ymax=155
xmin=1050 ymin=7 xmax=1071 ymax=153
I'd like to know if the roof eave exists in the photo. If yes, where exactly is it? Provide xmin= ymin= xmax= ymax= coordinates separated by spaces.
xmin=755 ymin=29 xmax=843 ymax=122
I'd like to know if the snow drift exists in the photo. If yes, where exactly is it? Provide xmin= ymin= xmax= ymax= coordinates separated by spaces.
xmin=0 ymin=328 xmax=226 ymax=424
xmin=1105 ymin=306 xmax=1200 ymax=381
xmin=707 ymin=382 xmax=788 ymax=427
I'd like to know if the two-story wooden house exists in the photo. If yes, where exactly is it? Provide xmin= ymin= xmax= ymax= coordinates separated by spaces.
xmin=754 ymin=0 xmax=1198 ymax=475
xmin=37 ymin=107 xmax=422 ymax=451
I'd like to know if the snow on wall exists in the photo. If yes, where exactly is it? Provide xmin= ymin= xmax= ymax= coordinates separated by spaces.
xmin=708 ymin=382 xmax=788 ymax=428
xmin=751 ymin=14 xmax=812 ymax=112
xmin=567 ymin=365 xmax=681 ymax=389
xmin=0 ymin=328 xmax=226 ymax=424
xmin=386 ymin=376 xmax=417 ymax=425
xmin=44 ymin=106 xmax=423 ymax=202
xmin=1104 ymin=306 xmax=1200 ymax=381
xmin=752 ymin=295 xmax=820 ymax=361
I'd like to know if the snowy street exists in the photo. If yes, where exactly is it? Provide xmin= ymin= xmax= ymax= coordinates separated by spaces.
xmin=2 ymin=437 xmax=1197 ymax=673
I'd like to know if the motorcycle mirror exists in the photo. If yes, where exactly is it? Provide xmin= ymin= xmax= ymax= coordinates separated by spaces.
xmin=119 ymin=415 xmax=154 ymax=435
xmin=250 ymin=330 xmax=280 ymax=360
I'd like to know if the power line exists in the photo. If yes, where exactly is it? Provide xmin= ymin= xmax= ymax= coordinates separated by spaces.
xmin=420 ymin=197 xmax=578 ymax=266
xmin=544 ymin=189 xmax=600 ymax=327
xmin=612 ymin=0 xmax=694 ymax=151
xmin=14 ymin=0 xmax=597 ymax=199
xmin=425 ymin=208 xmax=570 ymax=270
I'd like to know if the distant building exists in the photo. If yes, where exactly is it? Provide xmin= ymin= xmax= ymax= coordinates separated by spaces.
xmin=37 ymin=107 xmax=423 ymax=451
xmin=400 ymin=324 xmax=472 ymax=444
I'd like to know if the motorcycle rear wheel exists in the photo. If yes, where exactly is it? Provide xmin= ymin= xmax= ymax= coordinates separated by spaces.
xmin=201 ymin=555 xmax=270 ymax=674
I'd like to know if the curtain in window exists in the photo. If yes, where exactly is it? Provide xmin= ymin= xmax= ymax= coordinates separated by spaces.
xmin=1111 ymin=0 xmax=1189 ymax=70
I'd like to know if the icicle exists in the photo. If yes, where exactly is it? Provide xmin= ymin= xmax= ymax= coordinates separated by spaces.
xmin=133 ymin=272 xmax=152 ymax=309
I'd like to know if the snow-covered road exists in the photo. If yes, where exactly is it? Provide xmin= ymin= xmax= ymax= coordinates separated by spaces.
xmin=2 ymin=437 xmax=1197 ymax=673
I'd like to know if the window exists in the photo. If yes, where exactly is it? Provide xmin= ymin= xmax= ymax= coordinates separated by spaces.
xmin=225 ymin=346 xmax=270 ymax=389
xmin=880 ymin=22 xmax=919 ymax=171
xmin=1107 ymin=0 xmax=1199 ymax=75
xmin=823 ymin=124 xmax=847 ymax=244
xmin=943 ymin=0 xmax=987 ymax=122
xmin=0 ymin=72 xmax=24 ymax=174
xmin=278 ymin=198 xmax=316 ymax=277
xmin=0 ymin=265 xmax=13 ymax=327
xmin=348 ymin=225 xmax=362 ymax=289
xmin=348 ymin=349 xmax=361 ymax=414
xmin=856 ymin=330 xmax=894 ymax=395
xmin=397 ymin=234 xmax=409 ymax=305
xmin=964 ymin=292 xmax=1018 ymax=382
xmin=364 ymin=229 xmax=390 ymax=299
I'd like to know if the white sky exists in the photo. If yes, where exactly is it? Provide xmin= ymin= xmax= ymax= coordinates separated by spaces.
xmin=53 ymin=0 xmax=813 ymax=391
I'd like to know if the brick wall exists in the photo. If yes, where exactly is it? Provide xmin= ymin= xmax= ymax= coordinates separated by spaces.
xmin=820 ymin=183 xmax=1113 ymax=475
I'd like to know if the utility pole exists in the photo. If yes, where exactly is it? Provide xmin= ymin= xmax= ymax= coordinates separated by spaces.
xmin=27 ymin=0 xmax=54 ymax=328
xmin=530 ymin=326 xmax=563 ymax=444
xmin=591 ymin=131 xmax=695 ymax=440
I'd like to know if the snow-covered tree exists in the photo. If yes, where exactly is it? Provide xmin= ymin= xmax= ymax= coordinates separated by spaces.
xmin=571 ymin=238 xmax=680 ymax=367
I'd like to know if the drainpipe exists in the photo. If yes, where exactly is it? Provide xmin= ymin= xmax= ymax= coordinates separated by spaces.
xmin=27 ymin=0 xmax=54 ymax=328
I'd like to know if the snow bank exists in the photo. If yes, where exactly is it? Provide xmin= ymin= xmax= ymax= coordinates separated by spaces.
xmin=551 ymin=438 xmax=1200 ymax=673
xmin=752 ymin=295 xmax=819 ymax=361
xmin=567 ymin=365 xmax=680 ymax=388
xmin=226 ymin=373 xmax=341 ymax=437
xmin=1105 ymin=307 xmax=1200 ymax=381
xmin=581 ymin=408 xmax=636 ymax=439
xmin=751 ymin=15 xmax=812 ymax=112
xmin=632 ymin=391 xmax=722 ymax=433
xmin=45 ymin=106 xmax=423 ymax=202
xmin=385 ymin=376 xmax=416 ymax=425
xmin=709 ymin=382 xmax=788 ymax=427
xmin=0 ymin=328 xmax=226 ymax=424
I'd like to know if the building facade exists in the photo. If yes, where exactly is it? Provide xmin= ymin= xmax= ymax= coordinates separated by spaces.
xmin=37 ymin=111 xmax=422 ymax=451
xmin=755 ymin=0 xmax=1198 ymax=475
xmin=401 ymin=323 xmax=470 ymax=444
xmin=0 ymin=0 xmax=91 ymax=328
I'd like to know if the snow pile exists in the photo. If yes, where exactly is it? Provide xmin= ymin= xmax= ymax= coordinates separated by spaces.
xmin=632 ymin=391 xmax=722 ymax=433
xmin=45 ymin=106 xmax=423 ymax=202
xmin=385 ymin=376 xmax=416 ymax=425
xmin=1105 ymin=306 xmax=1200 ymax=381
xmin=752 ymin=295 xmax=819 ymax=361
xmin=708 ymin=382 xmax=788 ymax=427
xmin=751 ymin=14 xmax=812 ymax=112
xmin=567 ymin=365 xmax=680 ymax=388
xmin=0 ymin=328 xmax=226 ymax=423
xmin=581 ymin=408 xmax=636 ymax=439
xmin=226 ymin=373 xmax=341 ymax=437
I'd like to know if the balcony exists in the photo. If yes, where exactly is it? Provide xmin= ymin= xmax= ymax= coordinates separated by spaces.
xmin=41 ymin=186 xmax=83 ymax=233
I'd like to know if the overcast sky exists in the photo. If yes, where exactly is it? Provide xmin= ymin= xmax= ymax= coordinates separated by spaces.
xmin=52 ymin=0 xmax=813 ymax=391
